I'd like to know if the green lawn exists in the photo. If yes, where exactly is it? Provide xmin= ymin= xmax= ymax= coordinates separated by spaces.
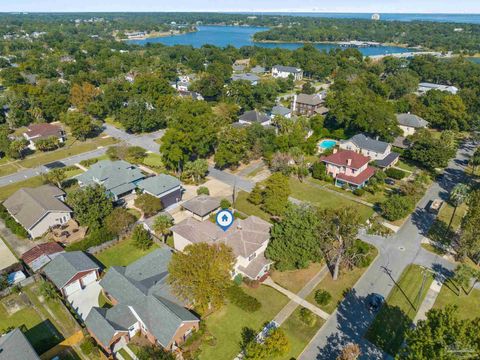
xmin=270 ymin=262 xmax=324 ymax=294
xmin=280 ymin=307 xmax=324 ymax=360
xmin=234 ymin=191 xmax=271 ymax=222
xmin=199 ymin=285 xmax=289 ymax=360
xmin=143 ymin=153 xmax=164 ymax=172
xmin=437 ymin=202 xmax=468 ymax=232
xmin=433 ymin=280 xmax=480 ymax=321
xmin=289 ymin=178 xmax=374 ymax=222
xmin=306 ymin=245 xmax=377 ymax=314
xmin=366 ymin=264 xmax=434 ymax=356
xmin=95 ymin=237 xmax=160 ymax=268
xmin=0 ymin=287 xmax=65 ymax=354
xmin=396 ymin=160 xmax=415 ymax=172
xmin=0 ymin=175 xmax=46 ymax=201
xmin=118 ymin=348 xmax=133 ymax=360
xmin=0 ymin=163 xmax=22 ymax=177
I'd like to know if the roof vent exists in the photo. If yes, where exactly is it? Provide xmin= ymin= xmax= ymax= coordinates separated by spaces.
xmin=237 ymin=224 xmax=242 ymax=230
xmin=347 ymin=158 xmax=352 ymax=166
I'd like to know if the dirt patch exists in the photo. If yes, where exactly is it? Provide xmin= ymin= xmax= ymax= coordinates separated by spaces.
xmin=2 ymin=296 xmax=26 ymax=315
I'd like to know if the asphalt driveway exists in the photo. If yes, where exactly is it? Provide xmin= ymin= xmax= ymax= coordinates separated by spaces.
xmin=67 ymin=281 xmax=102 ymax=321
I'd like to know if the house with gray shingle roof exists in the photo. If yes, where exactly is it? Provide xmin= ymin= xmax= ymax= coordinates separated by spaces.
xmin=271 ymin=65 xmax=303 ymax=81
xmin=0 ymin=328 xmax=40 ymax=360
xmin=3 ymin=185 xmax=72 ymax=239
xmin=271 ymin=105 xmax=292 ymax=119
xmin=181 ymin=195 xmax=221 ymax=221
xmin=137 ymin=174 xmax=182 ymax=208
xmin=76 ymin=160 xmax=145 ymax=201
xmin=396 ymin=113 xmax=429 ymax=136
xmin=43 ymin=251 xmax=100 ymax=297
xmin=171 ymin=216 xmax=272 ymax=280
xmin=339 ymin=134 xmax=400 ymax=169
xmin=85 ymin=248 xmax=199 ymax=356
xmin=231 ymin=73 xmax=260 ymax=85
xmin=238 ymin=110 xmax=271 ymax=127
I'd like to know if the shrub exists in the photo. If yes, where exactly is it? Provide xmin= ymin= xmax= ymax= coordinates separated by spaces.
xmin=248 ymin=184 xmax=263 ymax=205
xmin=243 ymin=277 xmax=260 ymax=288
xmin=220 ymin=198 xmax=231 ymax=209
xmin=233 ymin=274 xmax=243 ymax=286
xmin=353 ymin=188 xmax=365 ymax=197
xmin=65 ymin=228 xmax=114 ymax=251
xmin=385 ymin=168 xmax=407 ymax=180
xmin=197 ymin=186 xmax=210 ymax=195
xmin=314 ymin=289 xmax=332 ymax=306
xmin=380 ymin=194 xmax=415 ymax=221
xmin=227 ymin=285 xmax=261 ymax=312
xmin=348 ymin=239 xmax=375 ymax=268
xmin=298 ymin=308 xmax=317 ymax=327
xmin=311 ymin=161 xmax=327 ymax=180
xmin=135 ymin=193 xmax=162 ymax=217
xmin=131 ymin=225 xmax=153 ymax=250
xmin=79 ymin=158 xmax=98 ymax=167
xmin=0 ymin=204 xmax=29 ymax=238
xmin=80 ymin=337 xmax=97 ymax=355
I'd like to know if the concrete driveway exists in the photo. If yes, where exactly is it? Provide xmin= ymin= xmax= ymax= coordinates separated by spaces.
xmin=67 ymin=281 xmax=102 ymax=321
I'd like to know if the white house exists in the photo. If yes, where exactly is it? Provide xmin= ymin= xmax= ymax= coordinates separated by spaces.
xmin=3 ymin=185 xmax=72 ymax=239
xmin=271 ymin=65 xmax=303 ymax=81
xmin=339 ymin=134 xmax=399 ymax=169
xmin=171 ymin=216 xmax=272 ymax=280
xmin=396 ymin=113 xmax=429 ymax=136
xmin=417 ymin=82 xmax=458 ymax=95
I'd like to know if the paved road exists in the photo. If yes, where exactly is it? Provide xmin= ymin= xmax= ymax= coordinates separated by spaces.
xmin=0 ymin=147 xmax=108 ymax=187
xmin=299 ymin=138 xmax=476 ymax=360
xmin=103 ymin=124 xmax=164 ymax=153
xmin=207 ymin=166 xmax=255 ymax=192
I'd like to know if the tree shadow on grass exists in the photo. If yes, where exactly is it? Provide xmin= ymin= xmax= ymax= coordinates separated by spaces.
xmin=24 ymin=319 xmax=64 ymax=354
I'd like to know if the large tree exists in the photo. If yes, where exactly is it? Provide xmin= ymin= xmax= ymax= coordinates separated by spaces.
xmin=105 ymin=208 xmax=136 ymax=237
xmin=62 ymin=111 xmax=99 ymax=140
xmin=168 ymin=243 xmax=235 ymax=314
xmin=316 ymin=207 xmax=362 ymax=280
xmin=43 ymin=168 xmax=67 ymax=189
xmin=214 ymin=126 xmax=248 ymax=169
xmin=66 ymin=184 xmax=113 ymax=229
xmin=266 ymin=204 xmax=322 ymax=270
xmin=262 ymin=173 xmax=291 ymax=216
xmin=399 ymin=306 xmax=480 ymax=359
xmin=458 ymin=190 xmax=480 ymax=261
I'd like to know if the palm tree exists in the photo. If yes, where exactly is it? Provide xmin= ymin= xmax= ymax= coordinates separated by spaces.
xmin=153 ymin=214 xmax=174 ymax=243
xmin=469 ymin=148 xmax=480 ymax=175
xmin=447 ymin=183 xmax=470 ymax=234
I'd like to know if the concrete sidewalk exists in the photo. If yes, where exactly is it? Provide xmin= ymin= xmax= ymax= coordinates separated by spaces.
xmin=413 ymin=275 xmax=444 ymax=323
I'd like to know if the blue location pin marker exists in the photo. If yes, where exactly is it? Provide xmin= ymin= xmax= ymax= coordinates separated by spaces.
xmin=216 ymin=209 xmax=234 ymax=232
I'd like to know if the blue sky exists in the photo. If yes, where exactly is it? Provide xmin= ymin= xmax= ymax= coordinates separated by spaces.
xmin=1 ymin=1 xmax=480 ymax=13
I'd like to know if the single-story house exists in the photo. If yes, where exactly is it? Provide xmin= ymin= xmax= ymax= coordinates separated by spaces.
xmin=3 ymin=185 xmax=72 ymax=239
xmin=417 ymin=82 xmax=458 ymax=95
xmin=232 ymin=64 xmax=246 ymax=72
xmin=321 ymin=149 xmax=376 ymax=189
xmin=22 ymin=123 xmax=66 ymax=151
xmin=21 ymin=242 xmax=65 ymax=272
xmin=181 ymin=195 xmax=221 ymax=221
xmin=0 ymin=237 xmax=19 ymax=274
xmin=0 ymin=328 xmax=40 ymax=360
xmin=291 ymin=93 xmax=325 ymax=116
xmin=238 ymin=110 xmax=271 ymax=127
xmin=339 ymin=134 xmax=399 ymax=169
xmin=234 ymin=59 xmax=250 ymax=67
xmin=171 ymin=216 xmax=272 ymax=280
xmin=231 ymin=73 xmax=260 ymax=85
xmin=77 ymin=160 xmax=145 ymax=201
xmin=270 ymin=105 xmax=292 ymax=119
xmin=396 ymin=113 xmax=429 ymax=136
xmin=271 ymin=65 xmax=303 ymax=81
xmin=43 ymin=251 xmax=100 ymax=297
xmin=137 ymin=174 xmax=182 ymax=208
xmin=85 ymin=249 xmax=199 ymax=356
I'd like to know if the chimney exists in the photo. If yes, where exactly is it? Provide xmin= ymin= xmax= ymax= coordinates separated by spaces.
xmin=347 ymin=158 xmax=352 ymax=166
xmin=292 ymin=95 xmax=297 ymax=112
xmin=333 ymin=148 xmax=337 ymax=154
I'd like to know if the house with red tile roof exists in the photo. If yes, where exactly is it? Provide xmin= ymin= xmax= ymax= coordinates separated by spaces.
xmin=321 ymin=149 xmax=376 ymax=189
xmin=23 ymin=123 xmax=66 ymax=150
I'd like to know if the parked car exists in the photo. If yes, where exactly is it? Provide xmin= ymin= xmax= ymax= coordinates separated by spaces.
xmin=428 ymin=199 xmax=444 ymax=215
xmin=367 ymin=293 xmax=385 ymax=312
xmin=385 ymin=178 xmax=396 ymax=186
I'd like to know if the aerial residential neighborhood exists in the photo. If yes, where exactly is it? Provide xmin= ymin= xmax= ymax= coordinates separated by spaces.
xmin=0 ymin=7 xmax=480 ymax=360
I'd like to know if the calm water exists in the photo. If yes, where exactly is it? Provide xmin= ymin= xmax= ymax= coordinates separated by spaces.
xmin=468 ymin=58 xmax=480 ymax=64
xmin=129 ymin=26 xmax=416 ymax=55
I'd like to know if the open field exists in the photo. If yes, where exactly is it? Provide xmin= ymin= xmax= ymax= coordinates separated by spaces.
xmin=433 ymin=280 xmax=480 ymax=321
xmin=270 ymin=262 xmax=324 ymax=294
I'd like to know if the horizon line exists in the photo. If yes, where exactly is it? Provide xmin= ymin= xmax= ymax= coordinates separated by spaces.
xmin=2 ymin=11 xmax=480 ymax=15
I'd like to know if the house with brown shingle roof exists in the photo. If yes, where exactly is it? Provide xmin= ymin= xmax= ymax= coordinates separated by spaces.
xmin=171 ymin=216 xmax=272 ymax=280
xmin=21 ymin=242 xmax=65 ymax=272
xmin=3 ymin=185 xmax=72 ymax=239
xmin=23 ymin=123 xmax=66 ymax=150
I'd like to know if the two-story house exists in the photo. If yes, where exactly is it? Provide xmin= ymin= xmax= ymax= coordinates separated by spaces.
xmin=339 ymin=134 xmax=399 ymax=169
xmin=291 ymin=93 xmax=325 ymax=116
xmin=396 ymin=113 xmax=429 ymax=136
xmin=85 ymin=249 xmax=200 ymax=356
xmin=171 ymin=216 xmax=272 ymax=280
xmin=417 ymin=82 xmax=458 ymax=95
xmin=271 ymin=65 xmax=303 ymax=81
xmin=238 ymin=110 xmax=272 ymax=127
xmin=321 ymin=149 xmax=376 ymax=189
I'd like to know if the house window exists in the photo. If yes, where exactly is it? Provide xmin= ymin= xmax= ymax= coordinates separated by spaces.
xmin=248 ymin=253 xmax=257 ymax=261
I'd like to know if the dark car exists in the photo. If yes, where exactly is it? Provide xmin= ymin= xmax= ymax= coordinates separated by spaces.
xmin=367 ymin=293 xmax=385 ymax=312
xmin=385 ymin=178 xmax=395 ymax=186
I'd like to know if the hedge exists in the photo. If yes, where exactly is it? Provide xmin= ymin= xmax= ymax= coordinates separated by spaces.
xmin=314 ymin=289 xmax=332 ymax=306
xmin=226 ymin=285 xmax=261 ymax=312
xmin=66 ymin=228 xmax=114 ymax=251
xmin=385 ymin=168 xmax=407 ymax=180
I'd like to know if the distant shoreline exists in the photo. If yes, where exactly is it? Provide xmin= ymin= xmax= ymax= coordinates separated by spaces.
xmin=252 ymin=39 xmax=415 ymax=49
xmin=120 ymin=28 xmax=197 ymax=41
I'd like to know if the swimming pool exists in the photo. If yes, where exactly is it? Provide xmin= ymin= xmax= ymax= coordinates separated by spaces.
xmin=318 ymin=139 xmax=337 ymax=151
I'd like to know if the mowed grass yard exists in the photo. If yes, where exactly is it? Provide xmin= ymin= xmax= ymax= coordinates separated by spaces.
xmin=199 ymin=285 xmax=289 ymax=360
xmin=234 ymin=191 xmax=271 ymax=222
xmin=0 ymin=282 xmax=80 ymax=355
xmin=289 ymin=178 xmax=374 ymax=222
xmin=270 ymin=262 xmax=324 ymax=294
xmin=95 ymin=237 xmax=160 ymax=268
xmin=433 ymin=280 xmax=480 ymax=320
xmin=366 ymin=264 xmax=434 ymax=356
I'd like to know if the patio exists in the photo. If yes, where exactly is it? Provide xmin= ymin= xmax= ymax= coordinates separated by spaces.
xmin=46 ymin=219 xmax=87 ymax=245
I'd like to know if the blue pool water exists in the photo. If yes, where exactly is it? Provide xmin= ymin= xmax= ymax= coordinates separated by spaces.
xmin=319 ymin=140 xmax=337 ymax=150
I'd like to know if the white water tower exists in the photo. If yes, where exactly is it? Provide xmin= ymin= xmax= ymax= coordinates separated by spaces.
xmin=371 ymin=13 xmax=380 ymax=21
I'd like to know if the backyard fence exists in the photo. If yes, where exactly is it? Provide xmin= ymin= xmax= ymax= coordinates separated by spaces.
xmin=86 ymin=236 xmax=121 ymax=255
xmin=0 ymin=273 xmax=38 ymax=298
